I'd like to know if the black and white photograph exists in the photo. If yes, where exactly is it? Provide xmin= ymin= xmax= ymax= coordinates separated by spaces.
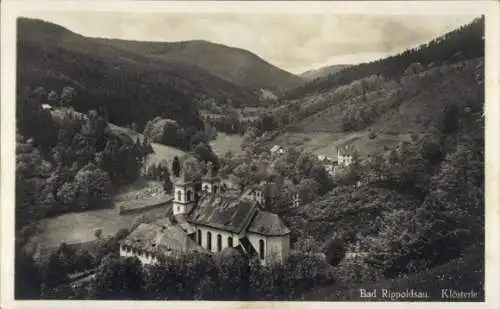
xmin=1 ymin=0 xmax=498 ymax=306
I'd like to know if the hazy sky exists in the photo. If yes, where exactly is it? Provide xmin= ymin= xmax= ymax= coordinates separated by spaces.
xmin=19 ymin=11 xmax=478 ymax=73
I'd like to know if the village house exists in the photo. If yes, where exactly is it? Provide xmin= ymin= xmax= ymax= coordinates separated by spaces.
xmin=41 ymin=103 xmax=53 ymax=111
xmin=243 ymin=180 xmax=279 ymax=209
xmin=121 ymin=161 xmax=291 ymax=266
xmin=270 ymin=145 xmax=286 ymax=159
xmin=336 ymin=145 xmax=356 ymax=167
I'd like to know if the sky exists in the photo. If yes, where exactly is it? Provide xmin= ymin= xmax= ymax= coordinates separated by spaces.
xmin=19 ymin=11 xmax=479 ymax=74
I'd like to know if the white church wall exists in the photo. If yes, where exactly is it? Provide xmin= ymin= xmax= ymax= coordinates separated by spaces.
xmin=195 ymin=225 xmax=240 ymax=253
xmin=266 ymin=234 xmax=290 ymax=264
xmin=247 ymin=232 xmax=267 ymax=263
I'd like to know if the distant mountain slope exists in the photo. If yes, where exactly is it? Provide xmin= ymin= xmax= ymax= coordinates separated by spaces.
xmin=279 ymin=17 xmax=483 ymax=133
xmin=289 ymin=58 xmax=483 ymax=135
xmin=300 ymin=64 xmax=351 ymax=81
xmin=17 ymin=18 xmax=259 ymax=129
xmin=284 ymin=16 xmax=484 ymax=100
xmin=96 ymin=38 xmax=303 ymax=91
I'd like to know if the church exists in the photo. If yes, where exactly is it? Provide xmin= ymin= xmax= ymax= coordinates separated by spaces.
xmin=120 ymin=159 xmax=291 ymax=266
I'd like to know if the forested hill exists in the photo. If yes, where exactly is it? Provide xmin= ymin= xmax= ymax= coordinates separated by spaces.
xmin=17 ymin=18 xmax=260 ymax=130
xmin=283 ymin=16 xmax=484 ymax=100
xmin=95 ymin=38 xmax=303 ymax=92
xmin=300 ymin=64 xmax=351 ymax=81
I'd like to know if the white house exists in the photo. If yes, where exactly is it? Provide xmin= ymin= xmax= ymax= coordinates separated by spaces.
xmin=41 ymin=104 xmax=53 ymax=111
xmin=337 ymin=145 xmax=356 ymax=167
xmin=270 ymin=145 xmax=285 ymax=159
xmin=121 ymin=160 xmax=291 ymax=266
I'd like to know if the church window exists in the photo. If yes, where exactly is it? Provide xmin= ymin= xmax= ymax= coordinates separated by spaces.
xmin=228 ymin=237 xmax=233 ymax=248
xmin=217 ymin=234 xmax=222 ymax=251
xmin=177 ymin=190 xmax=182 ymax=202
xmin=187 ymin=190 xmax=193 ymax=202
xmin=197 ymin=230 xmax=202 ymax=245
xmin=259 ymin=239 xmax=265 ymax=260
xmin=207 ymin=232 xmax=212 ymax=250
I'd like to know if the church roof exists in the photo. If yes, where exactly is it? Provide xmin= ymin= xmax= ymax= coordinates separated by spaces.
xmin=202 ymin=163 xmax=221 ymax=181
xmin=247 ymin=210 xmax=291 ymax=236
xmin=174 ymin=214 xmax=196 ymax=234
xmin=187 ymin=194 xmax=258 ymax=234
xmin=173 ymin=170 xmax=196 ymax=186
xmin=121 ymin=219 xmax=204 ymax=254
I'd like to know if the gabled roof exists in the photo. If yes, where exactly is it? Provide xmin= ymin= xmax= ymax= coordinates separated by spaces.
xmin=121 ymin=219 xmax=204 ymax=254
xmin=202 ymin=162 xmax=221 ymax=182
xmin=337 ymin=144 xmax=356 ymax=156
xmin=247 ymin=210 xmax=291 ymax=236
xmin=174 ymin=214 xmax=196 ymax=234
xmin=187 ymin=194 xmax=258 ymax=233
xmin=245 ymin=181 xmax=279 ymax=198
xmin=270 ymin=145 xmax=282 ymax=153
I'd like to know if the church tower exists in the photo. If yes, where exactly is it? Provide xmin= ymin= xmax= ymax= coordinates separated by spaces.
xmin=202 ymin=161 xmax=221 ymax=194
xmin=172 ymin=157 xmax=196 ymax=216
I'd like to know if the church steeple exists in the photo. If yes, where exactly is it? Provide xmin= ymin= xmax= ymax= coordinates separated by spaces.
xmin=202 ymin=161 xmax=221 ymax=195
xmin=172 ymin=157 xmax=196 ymax=216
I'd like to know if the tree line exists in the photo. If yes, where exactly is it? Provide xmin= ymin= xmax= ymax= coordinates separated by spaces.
xmin=16 ymin=86 xmax=153 ymax=230
xmin=283 ymin=16 xmax=484 ymax=100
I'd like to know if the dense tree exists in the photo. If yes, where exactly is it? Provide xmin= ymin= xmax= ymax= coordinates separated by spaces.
xmin=73 ymin=163 xmax=113 ymax=211
xmin=15 ymin=247 xmax=42 ymax=299
xmin=324 ymin=238 xmax=346 ymax=266
xmin=91 ymin=256 xmax=145 ymax=299
xmin=296 ymin=178 xmax=319 ymax=204
xmin=171 ymin=156 xmax=181 ymax=177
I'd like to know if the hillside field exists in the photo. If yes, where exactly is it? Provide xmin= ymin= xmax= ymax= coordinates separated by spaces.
xmin=209 ymin=132 xmax=244 ymax=156
xmin=26 ymin=204 xmax=171 ymax=251
xmin=269 ymin=131 xmax=412 ymax=158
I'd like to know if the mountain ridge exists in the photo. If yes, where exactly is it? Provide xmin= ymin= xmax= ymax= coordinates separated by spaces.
xmin=95 ymin=37 xmax=303 ymax=92
xmin=16 ymin=17 xmax=267 ymax=129
xmin=300 ymin=64 xmax=352 ymax=81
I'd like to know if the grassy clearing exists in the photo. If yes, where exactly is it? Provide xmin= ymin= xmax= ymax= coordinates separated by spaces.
xmin=209 ymin=132 xmax=244 ymax=156
xmin=270 ymin=131 xmax=412 ymax=158
xmin=27 ymin=204 xmax=171 ymax=250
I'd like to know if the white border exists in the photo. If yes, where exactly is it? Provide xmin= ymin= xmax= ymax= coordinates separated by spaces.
xmin=1 ymin=1 xmax=499 ymax=309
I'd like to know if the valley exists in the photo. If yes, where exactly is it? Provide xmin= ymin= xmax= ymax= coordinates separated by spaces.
xmin=13 ymin=14 xmax=485 ymax=302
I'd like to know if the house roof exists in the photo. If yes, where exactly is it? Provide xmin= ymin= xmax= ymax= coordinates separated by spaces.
xmin=121 ymin=219 xmax=204 ymax=254
xmin=187 ymin=194 xmax=258 ymax=233
xmin=270 ymin=145 xmax=281 ymax=153
xmin=247 ymin=210 xmax=291 ymax=236
xmin=337 ymin=144 xmax=356 ymax=156
xmin=174 ymin=214 xmax=196 ymax=234
xmin=246 ymin=181 xmax=280 ymax=198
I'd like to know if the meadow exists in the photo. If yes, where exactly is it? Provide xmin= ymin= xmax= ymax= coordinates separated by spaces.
xmin=26 ymin=204 xmax=171 ymax=251
xmin=270 ymin=131 xmax=412 ymax=158
xmin=209 ymin=132 xmax=244 ymax=156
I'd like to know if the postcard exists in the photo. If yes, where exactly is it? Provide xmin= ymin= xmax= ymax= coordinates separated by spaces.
xmin=1 ymin=1 xmax=499 ymax=309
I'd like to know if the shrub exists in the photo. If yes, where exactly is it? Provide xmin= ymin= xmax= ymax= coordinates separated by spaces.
xmin=324 ymin=238 xmax=346 ymax=267
xmin=368 ymin=130 xmax=377 ymax=139
xmin=94 ymin=228 xmax=102 ymax=239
